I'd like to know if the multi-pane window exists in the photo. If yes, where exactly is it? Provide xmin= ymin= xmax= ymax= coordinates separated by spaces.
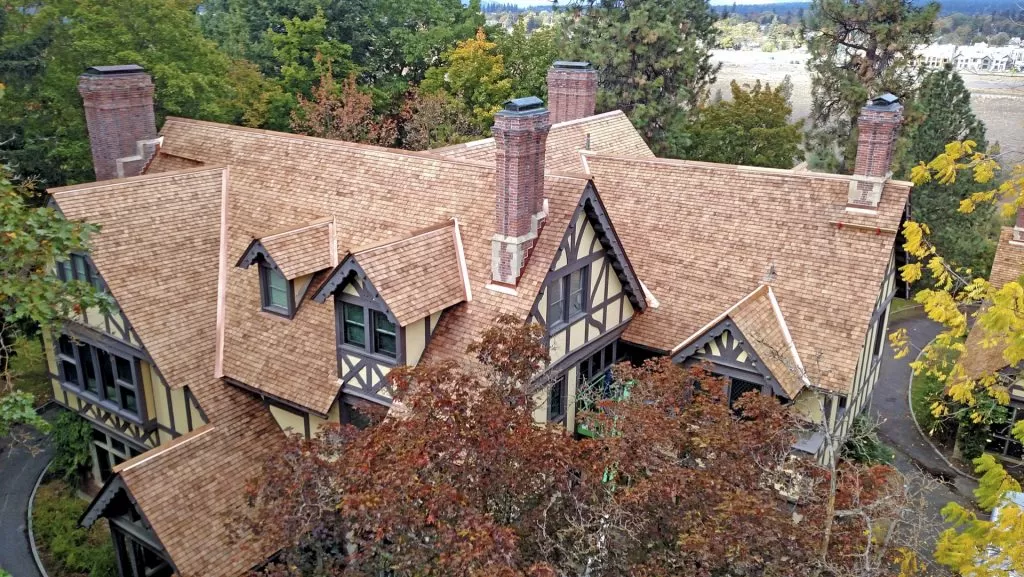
xmin=92 ymin=428 xmax=142 ymax=482
xmin=373 ymin=311 xmax=397 ymax=358
xmin=57 ymin=335 xmax=143 ymax=418
xmin=547 ymin=267 xmax=589 ymax=327
xmin=57 ymin=253 xmax=106 ymax=293
xmin=871 ymin=309 xmax=887 ymax=359
xmin=342 ymin=303 xmax=366 ymax=347
xmin=548 ymin=375 xmax=567 ymax=423
xmin=988 ymin=404 xmax=1024 ymax=460
xmin=338 ymin=300 xmax=399 ymax=360
xmin=260 ymin=263 xmax=292 ymax=316
xmin=341 ymin=397 xmax=387 ymax=430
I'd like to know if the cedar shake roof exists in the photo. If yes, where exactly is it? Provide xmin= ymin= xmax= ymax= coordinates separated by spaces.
xmin=960 ymin=228 xmax=1024 ymax=379
xmin=109 ymin=381 xmax=284 ymax=577
xmin=585 ymin=153 xmax=910 ymax=394
xmin=239 ymin=217 xmax=336 ymax=280
xmin=346 ymin=222 xmax=469 ymax=326
xmin=146 ymin=117 xmax=596 ymax=414
xmin=433 ymin=110 xmax=654 ymax=171
xmin=49 ymin=167 xmax=226 ymax=391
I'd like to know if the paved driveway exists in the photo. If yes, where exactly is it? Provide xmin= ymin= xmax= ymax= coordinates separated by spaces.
xmin=0 ymin=412 xmax=53 ymax=577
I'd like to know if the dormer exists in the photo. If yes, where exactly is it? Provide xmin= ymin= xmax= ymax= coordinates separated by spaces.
xmin=236 ymin=217 xmax=338 ymax=319
xmin=312 ymin=220 xmax=472 ymax=404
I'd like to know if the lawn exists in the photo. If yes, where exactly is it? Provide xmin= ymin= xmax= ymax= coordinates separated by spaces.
xmin=889 ymin=297 xmax=917 ymax=316
xmin=910 ymin=370 xmax=945 ymax=436
xmin=8 ymin=336 xmax=52 ymax=406
xmin=32 ymin=479 xmax=117 ymax=577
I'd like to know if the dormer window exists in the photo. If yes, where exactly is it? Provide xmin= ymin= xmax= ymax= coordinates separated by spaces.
xmin=548 ymin=268 xmax=588 ymax=328
xmin=372 ymin=311 xmax=397 ymax=358
xmin=260 ymin=263 xmax=293 ymax=317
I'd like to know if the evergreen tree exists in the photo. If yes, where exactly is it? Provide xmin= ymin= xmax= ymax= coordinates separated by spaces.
xmin=805 ymin=0 xmax=938 ymax=173
xmin=904 ymin=65 xmax=996 ymax=277
xmin=682 ymin=79 xmax=804 ymax=169
xmin=563 ymin=0 xmax=720 ymax=158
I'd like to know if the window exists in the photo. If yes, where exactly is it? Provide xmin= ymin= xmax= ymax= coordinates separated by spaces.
xmin=343 ymin=303 xmax=366 ymax=347
xmin=547 ymin=266 xmax=589 ymax=327
xmin=341 ymin=397 xmax=387 ymax=430
xmin=871 ymin=310 xmax=887 ymax=358
xmin=988 ymin=405 xmax=1024 ymax=460
xmin=373 ymin=311 xmax=397 ymax=358
xmin=111 ymin=526 xmax=173 ymax=577
xmin=728 ymin=378 xmax=763 ymax=408
xmin=57 ymin=335 xmax=143 ymax=419
xmin=92 ymin=428 xmax=142 ymax=482
xmin=549 ymin=375 xmax=567 ymax=423
xmin=260 ymin=263 xmax=293 ymax=316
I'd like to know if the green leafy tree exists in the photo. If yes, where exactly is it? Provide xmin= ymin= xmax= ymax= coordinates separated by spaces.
xmin=563 ymin=0 xmax=720 ymax=158
xmin=494 ymin=18 xmax=558 ymax=100
xmin=805 ymin=0 xmax=938 ymax=173
xmin=422 ymin=29 xmax=513 ymax=132
xmin=49 ymin=411 xmax=93 ymax=482
xmin=267 ymin=8 xmax=354 ymax=98
xmin=0 ymin=173 xmax=108 ymax=437
xmin=0 ymin=0 xmax=270 ymax=187
xmin=682 ymin=79 xmax=804 ymax=169
xmin=902 ymin=65 xmax=995 ymax=278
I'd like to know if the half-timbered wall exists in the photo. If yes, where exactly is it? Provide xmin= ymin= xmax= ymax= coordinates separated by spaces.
xmin=680 ymin=325 xmax=779 ymax=403
xmin=45 ymin=255 xmax=207 ymax=485
xmin=531 ymin=212 xmax=635 ymax=432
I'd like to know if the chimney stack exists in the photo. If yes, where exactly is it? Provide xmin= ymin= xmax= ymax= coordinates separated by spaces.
xmin=78 ymin=65 xmax=158 ymax=181
xmin=492 ymin=97 xmax=551 ymax=286
xmin=849 ymin=93 xmax=902 ymax=209
xmin=547 ymin=61 xmax=597 ymax=124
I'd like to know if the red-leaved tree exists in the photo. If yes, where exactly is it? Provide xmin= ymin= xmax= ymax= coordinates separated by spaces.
xmin=233 ymin=317 xmax=920 ymax=577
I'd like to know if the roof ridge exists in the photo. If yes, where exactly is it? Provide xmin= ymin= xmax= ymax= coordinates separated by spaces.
xmin=351 ymin=220 xmax=455 ymax=255
xmin=162 ymin=117 xmax=497 ymax=172
xmin=259 ymin=216 xmax=334 ymax=241
xmin=582 ymin=151 xmax=914 ymax=187
xmin=115 ymin=424 xmax=216 ymax=474
xmin=550 ymin=109 xmax=626 ymax=129
xmin=48 ymin=165 xmax=227 ymax=196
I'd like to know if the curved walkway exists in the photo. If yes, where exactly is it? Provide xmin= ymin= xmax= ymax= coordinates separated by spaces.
xmin=870 ymin=311 xmax=978 ymax=546
xmin=0 ymin=410 xmax=54 ymax=577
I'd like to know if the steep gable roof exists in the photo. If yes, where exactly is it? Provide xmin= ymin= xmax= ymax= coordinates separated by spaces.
xmin=237 ymin=217 xmax=337 ymax=280
xmin=433 ymin=110 xmax=654 ymax=171
xmin=49 ymin=166 xmax=227 ymax=391
xmin=147 ymin=117 xmax=594 ymax=415
xmin=313 ymin=221 xmax=470 ymax=326
xmin=585 ymin=153 xmax=909 ymax=394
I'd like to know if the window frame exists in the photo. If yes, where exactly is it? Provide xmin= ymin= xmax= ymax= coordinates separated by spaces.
xmin=259 ymin=262 xmax=294 ymax=317
xmin=547 ymin=265 xmax=590 ymax=330
xmin=335 ymin=296 xmax=402 ymax=363
xmin=548 ymin=374 xmax=568 ymax=423
xmin=341 ymin=302 xmax=367 ymax=348
xmin=56 ymin=334 xmax=148 ymax=423
xmin=372 ymin=310 xmax=398 ymax=359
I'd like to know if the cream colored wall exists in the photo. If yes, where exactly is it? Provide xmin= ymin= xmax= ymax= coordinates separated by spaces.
xmin=293 ymin=273 xmax=313 ymax=302
xmin=269 ymin=404 xmax=307 ymax=436
xmin=69 ymin=305 xmax=142 ymax=348
xmin=339 ymin=351 xmax=392 ymax=400
xmin=308 ymin=400 xmax=342 ymax=438
xmin=405 ymin=317 xmax=427 ymax=366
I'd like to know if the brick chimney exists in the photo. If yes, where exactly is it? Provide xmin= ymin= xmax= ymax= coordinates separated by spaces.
xmin=848 ymin=93 xmax=903 ymax=209
xmin=491 ymin=97 xmax=551 ymax=286
xmin=78 ymin=65 xmax=159 ymax=181
xmin=546 ymin=61 xmax=597 ymax=124
xmin=1013 ymin=208 xmax=1024 ymax=244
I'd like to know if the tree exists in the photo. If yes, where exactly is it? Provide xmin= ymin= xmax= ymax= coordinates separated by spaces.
xmin=236 ymin=317 xmax=916 ymax=576
xmin=422 ymin=29 xmax=513 ymax=133
xmin=805 ymin=0 xmax=938 ymax=173
xmin=494 ymin=18 xmax=558 ymax=100
xmin=563 ymin=0 xmax=720 ymax=158
xmin=400 ymin=90 xmax=483 ymax=151
xmin=0 ymin=172 xmax=108 ymax=438
xmin=0 ymin=0 xmax=270 ymax=187
xmin=902 ymin=65 xmax=995 ymax=278
xmin=894 ymin=142 xmax=1024 ymax=576
xmin=681 ymin=79 xmax=804 ymax=169
xmin=290 ymin=64 xmax=398 ymax=147
xmin=266 ymin=8 xmax=354 ymax=98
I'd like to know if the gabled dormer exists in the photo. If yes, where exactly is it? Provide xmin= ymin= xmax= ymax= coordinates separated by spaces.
xmin=312 ymin=220 xmax=471 ymax=406
xmin=236 ymin=217 xmax=338 ymax=318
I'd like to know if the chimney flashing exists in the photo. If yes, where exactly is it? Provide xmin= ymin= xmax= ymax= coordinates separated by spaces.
xmin=553 ymin=61 xmax=592 ymax=70
xmin=502 ymin=96 xmax=545 ymax=113
xmin=84 ymin=64 xmax=147 ymax=76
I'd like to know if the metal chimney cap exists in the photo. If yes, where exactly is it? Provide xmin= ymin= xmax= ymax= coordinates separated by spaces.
xmin=866 ymin=93 xmax=901 ymax=111
xmin=84 ymin=64 xmax=146 ymax=76
xmin=553 ymin=61 xmax=592 ymax=70
xmin=503 ymin=96 xmax=545 ymax=112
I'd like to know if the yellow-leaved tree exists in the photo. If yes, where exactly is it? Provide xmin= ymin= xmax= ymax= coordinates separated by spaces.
xmin=894 ymin=140 xmax=1024 ymax=575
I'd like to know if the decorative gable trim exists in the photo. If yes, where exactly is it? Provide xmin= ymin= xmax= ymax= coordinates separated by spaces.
xmin=235 ymin=239 xmax=279 ymax=271
xmin=671 ymin=318 xmax=786 ymax=398
xmin=529 ymin=181 xmax=647 ymax=324
xmin=312 ymin=256 xmax=382 ymax=306
xmin=80 ymin=476 xmax=178 ymax=574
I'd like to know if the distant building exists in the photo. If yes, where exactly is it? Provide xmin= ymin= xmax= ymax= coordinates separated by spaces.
xmin=916 ymin=42 xmax=1024 ymax=72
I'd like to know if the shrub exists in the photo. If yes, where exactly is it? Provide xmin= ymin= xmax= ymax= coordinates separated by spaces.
xmin=32 ymin=480 xmax=116 ymax=577
xmin=957 ymin=422 xmax=990 ymax=461
xmin=842 ymin=415 xmax=895 ymax=465
xmin=50 ymin=411 xmax=93 ymax=483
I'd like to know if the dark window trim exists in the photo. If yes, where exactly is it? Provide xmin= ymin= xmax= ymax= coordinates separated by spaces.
xmin=259 ymin=262 xmax=295 ymax=318
xmin=336 ymin=295 xmax=401 ymax=363
xmin=547 ymin=265 xmax=590 ymax=332
xmin=548 ymin=375 xmax=568 ymax=423
xmin=55 ymin=333 xmax=149 ymax=425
